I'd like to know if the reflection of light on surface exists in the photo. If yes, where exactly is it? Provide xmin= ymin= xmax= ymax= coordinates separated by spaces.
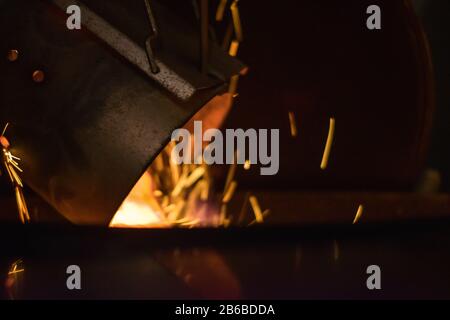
xmin=8 ymin=260 xmax=24 ymax=275
xmin=6 ymin=259 xmax=25 ymax=300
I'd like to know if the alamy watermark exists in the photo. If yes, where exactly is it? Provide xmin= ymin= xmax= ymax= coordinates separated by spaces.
xmin=64 ymin=4 xmax=382 ymax=31
xmin=66 ymin=265 xmax=81 ymax=290
xmin=171 ymin=121 xmax=280 ymax=176
xmin=366 ymin=265 xmax=381 ymax=290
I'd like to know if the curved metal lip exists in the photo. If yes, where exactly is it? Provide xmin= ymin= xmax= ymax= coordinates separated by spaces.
xmin=0 ymin=0 xmax=244 ymax=225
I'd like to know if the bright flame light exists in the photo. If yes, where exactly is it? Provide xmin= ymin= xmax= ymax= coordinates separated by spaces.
xmin=109 ymin=171 xmax=168 ymax=228
xmin=109 ymin=201 xmax=165 ymax=228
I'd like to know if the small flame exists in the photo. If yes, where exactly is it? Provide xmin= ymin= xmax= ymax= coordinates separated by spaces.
xmin=109 ymin=198 xmax=165 ymax=228
xmin=109 ymin=171 xmax=168 ymax=228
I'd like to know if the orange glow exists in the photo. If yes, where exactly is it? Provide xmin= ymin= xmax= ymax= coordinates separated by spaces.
xmin=109 ymin=94 xmax=233 ymax=229
xmin=109 ymin=171 xmax=168 ymax=228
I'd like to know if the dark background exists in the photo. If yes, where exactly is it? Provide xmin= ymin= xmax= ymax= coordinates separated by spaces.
xmin=413 ymin=0 xmax=450 ymax=191
xmin=0 ymin=0 xmax=449 ymax=223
